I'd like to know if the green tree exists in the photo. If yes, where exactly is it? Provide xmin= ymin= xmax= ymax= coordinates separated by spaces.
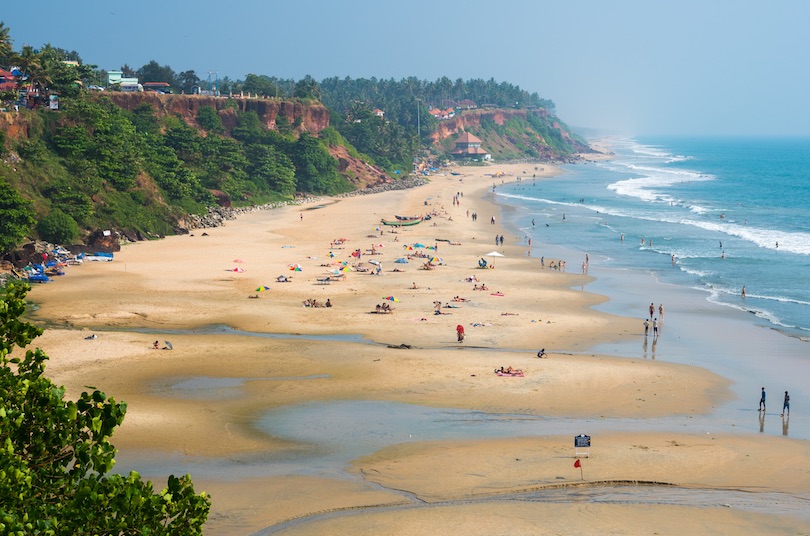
xmin=242 ymin=73 xmax=277 ymax=97
xmin=293 ymin=75 xmax=320 ymax=100
xmin=292 ymin=133 xmax=349 ymax=194
xmin=177 ymin=70 xmax=200 ymax=94
xmin=0 ymin=21 xmax=12 ymax=65
xmin=197 ymin=106 xmax=223 ymax=133
xmin=231 ymin=111 xmax=265 ymax=144
xmin=119 ymin=63 xmax=136 ymax=78
xmin=0 ymin=179 xmax=35 ymax=254
xmin=247 ymin=144 xmax=296 ymax=196
xmin=0 ymin=283 xmax=212 ymax=534
xmin=137 ymin=60 xmax=176 ymax=86
xmin=37 ymin=208 xmax=80 ymax=244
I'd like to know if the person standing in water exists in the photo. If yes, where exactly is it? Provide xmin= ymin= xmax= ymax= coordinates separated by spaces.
xmin=759 ymin=387 xmax=766 ymax=412
xmin=782 ymin=391 xmax=790 ymax=417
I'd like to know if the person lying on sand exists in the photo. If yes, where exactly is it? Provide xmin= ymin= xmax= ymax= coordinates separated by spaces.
xmin=496 ymin=366 xmax=523 ymax=374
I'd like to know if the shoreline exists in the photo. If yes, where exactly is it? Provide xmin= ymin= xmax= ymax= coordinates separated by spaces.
xmin=18 ymin=161 xmax=810 ymax=535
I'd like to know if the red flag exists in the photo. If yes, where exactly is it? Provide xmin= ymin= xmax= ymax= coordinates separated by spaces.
xmin=574 ymin=459 xmax=581 ymax=468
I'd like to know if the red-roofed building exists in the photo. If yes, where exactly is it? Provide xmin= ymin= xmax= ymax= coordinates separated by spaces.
xmin=451 ymin=132 xmax=490 ymax=160
xmin=0 ymin=69 xmax=18 ymax=91
xmin=428 ymin=107 xmax=455 ymax=120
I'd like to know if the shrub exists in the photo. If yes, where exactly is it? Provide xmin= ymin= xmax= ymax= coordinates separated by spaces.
xmin=37 ymin=208 xmax=80 ymax=244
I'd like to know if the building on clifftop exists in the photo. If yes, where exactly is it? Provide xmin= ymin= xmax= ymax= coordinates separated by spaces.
xmin=450 ymin=132 xmax=490 ymax=161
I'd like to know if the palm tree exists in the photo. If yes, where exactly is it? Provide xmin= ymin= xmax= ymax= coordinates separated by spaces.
xmin=0 ymin=21 xmax=12 ymax=66
xmin=13 ymin=46 xmax=49 ymax=91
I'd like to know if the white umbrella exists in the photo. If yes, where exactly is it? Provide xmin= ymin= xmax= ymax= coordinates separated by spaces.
xmin=484 ymin=251 xmax=505 ymax=257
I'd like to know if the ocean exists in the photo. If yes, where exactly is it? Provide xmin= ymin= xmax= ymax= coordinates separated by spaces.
xmin=498 ymin=136 xmax=810 ymax=341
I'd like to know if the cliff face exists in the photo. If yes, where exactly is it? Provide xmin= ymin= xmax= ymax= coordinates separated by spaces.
xmin=431 ymin=108 xmax=589 ymax=160
xmin=429 ymin=108 xmax=542 ymax=143
xmin=0 ymin=111 xmax=33 ymax=141
xmin=329 ymin=144 xmax=393 ymax=188
xmin=104 ymin=93 xmax=331 ymax=135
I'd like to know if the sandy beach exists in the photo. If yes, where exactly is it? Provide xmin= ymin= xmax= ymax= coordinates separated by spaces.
xmin=20 ymin=162 xmax=810 ymax=534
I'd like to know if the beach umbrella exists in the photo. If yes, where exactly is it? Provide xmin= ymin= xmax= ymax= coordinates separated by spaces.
xmin=430 ymin=257 xmax=442 ymax=263
xmin=164 ymin=341 xmax=173 ymax=350
xmin=426 ymin=245 xmax=436 ymax=250
xmin=290 ymin=266 xmax=302 ymax=271
xmin=340 ymin=266 xmax=352 ymax=272
xmin=369 ymin=259 xmax=381 ymax=266
xmin=413 ymin=243 xmax=426 ymax=248
xmin=484 ymin=251 xmax=505 ymax=257
xmin=404 ymin=245 xmax=414 ymax=250
xmin=230 ymin=267 xmax=245 ymax=273
xmin=383 ymin=296 xmax=400 ymax=302
xmin=233 ymin=258 xmax=244 ymax=263
xmin=256 ymin=286 xmax=270 ymax=292
xmin=395 ymin=258 xmax=408 ymax=264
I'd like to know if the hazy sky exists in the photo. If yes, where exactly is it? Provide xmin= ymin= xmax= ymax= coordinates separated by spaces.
xmin=4 ymin=0 xmax=808 ymax=136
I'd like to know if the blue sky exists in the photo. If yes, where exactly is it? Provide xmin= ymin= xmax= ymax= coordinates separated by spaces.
xmin=4 ymin=0 xmax=808 ymax=136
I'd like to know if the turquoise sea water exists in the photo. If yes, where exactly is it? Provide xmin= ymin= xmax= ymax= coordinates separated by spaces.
xmin=498 ymin=136 xmax=810 ymax=340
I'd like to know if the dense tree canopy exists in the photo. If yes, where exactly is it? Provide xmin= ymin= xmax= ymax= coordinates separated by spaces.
xmin=0 ymin=282 xmax=211 ymax=534
xmin=0 ymin=179 xmax=35 ymax=254
xmin=136 ymin=60 xmax=176 ymax=86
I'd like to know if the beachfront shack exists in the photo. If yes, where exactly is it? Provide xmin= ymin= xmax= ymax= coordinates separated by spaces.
xmin=450 ymin=132 xmax=491 ymax=161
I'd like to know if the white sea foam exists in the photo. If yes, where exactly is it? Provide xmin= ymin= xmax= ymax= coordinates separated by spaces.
xmin=679 ymin=219 xmax=810 ymax=256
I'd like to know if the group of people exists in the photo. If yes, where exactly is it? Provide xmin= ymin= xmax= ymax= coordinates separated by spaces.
xmin=304 ymin=298 xmax=332 ymax=308
xmin=759 ymin=387 xmax=790 ymax=417
xmin=643 ymin=302 xmax=664 ymax=337
xmin=374 ymin=302 xmax=393 ymax=313
xmin=495 ymin=366 xmax=523 ymax=375
xmin=495 ymin=234 xmax=505 ymax=246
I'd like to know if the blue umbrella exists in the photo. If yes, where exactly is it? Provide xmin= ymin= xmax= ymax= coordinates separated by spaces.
xmin=395 ymin=258 xmax=408 ymax=264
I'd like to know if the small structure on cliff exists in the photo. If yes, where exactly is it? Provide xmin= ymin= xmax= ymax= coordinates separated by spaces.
xmin=450 ymin=132 xmax=490 ymax=160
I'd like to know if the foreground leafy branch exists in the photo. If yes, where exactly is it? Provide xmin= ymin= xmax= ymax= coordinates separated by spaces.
xmin=0 ymin=282 xmax=211 ymax=534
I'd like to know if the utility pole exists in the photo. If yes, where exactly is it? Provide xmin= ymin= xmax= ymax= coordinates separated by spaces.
xmin=416 ymin=98 xmax=421 ymax=140
xmin=208 ymin=71 xmax=219 ymax=96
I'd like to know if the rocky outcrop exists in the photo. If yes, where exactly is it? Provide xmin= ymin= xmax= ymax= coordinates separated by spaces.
xmin=103 ymin=93 xmax=330 ymax=135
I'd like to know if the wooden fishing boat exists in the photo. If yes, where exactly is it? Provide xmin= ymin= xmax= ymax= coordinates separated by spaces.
xmin=381 ymin=216 xmax=423 ymax=227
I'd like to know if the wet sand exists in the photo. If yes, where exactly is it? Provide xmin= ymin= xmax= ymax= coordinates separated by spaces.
xmin=20 ymin=161 xmax=810 ymax=534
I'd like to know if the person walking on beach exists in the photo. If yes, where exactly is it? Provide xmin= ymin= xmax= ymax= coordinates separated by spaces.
xmin=644 ymin=319 xmax=649 ymax=336
xmin=742 ymin=286 xmax=746 ymax=298
xmin=653 ymin=318 xmax=659 ymax=337
xmin=649 ymin=303 xmax=655 ymax=320
xmin=759 ymin=387 xmax=766 ymax=412
xmin=658 ymin=304 xmax=664 ymax=320
xmin=782 ymin=391 xmax=790 ymax=417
